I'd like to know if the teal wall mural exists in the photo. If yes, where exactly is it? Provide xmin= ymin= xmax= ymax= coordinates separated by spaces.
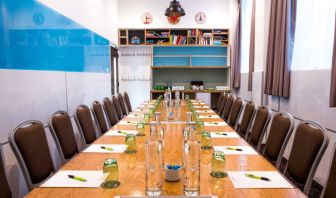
xmin=0 ymin=0 xmax=110 ymax=73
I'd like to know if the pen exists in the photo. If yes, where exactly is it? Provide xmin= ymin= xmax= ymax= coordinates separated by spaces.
xmin=100 ymin=146 xmax=114 ymax=151
xmin=68 ymin=175 xmax=87 ymax=182
xmin=245 ymin=174 xmax=270 ymax=181
xmin=226 ymin=147 xmax=243 ymax=151
xmin=215 ymin=132 xmax=227 ymax=136
xmin=209 ymin=122 xmax=218 ymax=124
xmin=127 ymin=121 xmax=136 ymax=124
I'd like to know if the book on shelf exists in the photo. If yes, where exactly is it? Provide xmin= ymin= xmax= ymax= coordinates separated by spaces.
xmin=188 ymin=29 xmax=199 ymax=37
xmin=170 ymin=35 xmax=187 ymax=45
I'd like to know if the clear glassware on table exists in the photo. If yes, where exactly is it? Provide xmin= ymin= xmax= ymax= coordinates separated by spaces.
xmin=101 ymin=158 xmax=120 ymax=188
xmin=183 ymin=123 xmax=201 ymax=196
xmin=145 ymin=122 xmax=164 ymax=196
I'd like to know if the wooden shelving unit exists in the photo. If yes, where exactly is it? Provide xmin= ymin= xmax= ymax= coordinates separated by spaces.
xmin=118 ymin=28 xmax=230 ymax=46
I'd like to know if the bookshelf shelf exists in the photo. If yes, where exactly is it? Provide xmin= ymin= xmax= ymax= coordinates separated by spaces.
xmin=118 ymin=28 xmax=230 ymax=46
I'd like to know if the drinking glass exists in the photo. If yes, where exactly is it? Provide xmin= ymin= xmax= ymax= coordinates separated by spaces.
xmin=125 ymin=134 xmax=137 ymax=154
xmin=136 ymin=121 xmax=145 ymax=136
xmin=210 ymin=151 xmax=227 ymax=178
xmin=155 ymin=112 xmax=161 ymax=125
xmin=201 ymin=131 xmax=212 ymax=150
xmin=186 ymin=112 xmax=192 ymax=124
xmin=146 ymin=140 xmax=163 ymax=196
xmin=101 ymin=158 xmax=120 ymax=188
xmin=144 ymin=113 xmax=150 ymax=123
xmin=196 ymin=120 xmax=204 ymax=133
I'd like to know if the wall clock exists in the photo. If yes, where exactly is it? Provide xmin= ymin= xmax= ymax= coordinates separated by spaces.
xmin=142 ymin=12 xmax=153 ymax=24
xmin=167 ymin=15 xmax=180 ymax=25
xmin=195 ymin=12 xmax=206 ymax=24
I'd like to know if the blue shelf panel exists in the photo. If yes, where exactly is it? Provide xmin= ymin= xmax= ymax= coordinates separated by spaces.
xmin=191 ymin=57 xmax=227 ymax=67
xmin=153 ymin=57 xmax=190 ymax=66
xmin=153 ymin=46 xmax=227 ymax=55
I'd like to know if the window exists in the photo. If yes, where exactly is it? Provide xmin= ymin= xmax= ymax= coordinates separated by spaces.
xmin=240 ymin=0 xmax=253 ymax=73
xmin=291 ymin=0 xmax=336 ymax=70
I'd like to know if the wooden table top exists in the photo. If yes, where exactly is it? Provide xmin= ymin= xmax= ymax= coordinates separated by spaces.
xmin=26 ymin=101 xmax=305 ymax=198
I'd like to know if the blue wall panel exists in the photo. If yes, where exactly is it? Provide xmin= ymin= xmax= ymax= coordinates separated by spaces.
xmin=0 ymin=0 xmax=110 ymax=73
xmin=153 ymin=46 xmax=227 ymax=55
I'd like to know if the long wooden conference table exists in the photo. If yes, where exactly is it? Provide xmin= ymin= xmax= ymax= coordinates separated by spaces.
xmin=26 ymin=100 xmax=305 ymax=197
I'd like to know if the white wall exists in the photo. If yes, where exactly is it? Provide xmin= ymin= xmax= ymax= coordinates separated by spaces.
xmin=38 ymin=0 xmax=119 ymax=46
xmin=118 ymin=0 xmax=235 ymax=29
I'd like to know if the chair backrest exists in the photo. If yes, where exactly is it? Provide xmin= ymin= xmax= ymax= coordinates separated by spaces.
xmin=321 ymin=143 xmax=336 ymax=198
xmin=92 ymin=100 xmax=109 ymax=134
xmin=48 ymin=111 xmax=79 ymax=164
xmin=123 ymin=92 xmax=132 ymax=112
xmin=262 ymin=112 xmax=294 ymax=168
xmin=284 ymin=121 xmax=329 ymax=195
xmin=103 ymin=97 xmax=119 ymax=127
xmin=218 ymin=94 xmax=228 ymax=116
xmin=215 ymin=93 xmax=224 ymax=113
xmin=248 ymin=105 xmax=272 ymax=151
xmin=227 ymin=97 xmax=243 ymax=128
xmin=0 ymin=144 xmax=12 ymax=198
xmin=74 ymin=105 xmax=98 ymax=145
xmin=238 ymin=101 xmax=256 ymax=138
xmin=112 ymin=95 xmax=124 ymax=120
xmin=118 ymin=93 xmax=129 ymax=116
xmin=9 ymin=120 xmax=55 ymax=190
xmin=223 ymin=94 xmax=234 ymax=121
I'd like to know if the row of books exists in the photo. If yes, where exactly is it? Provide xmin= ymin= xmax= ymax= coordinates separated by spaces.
xmin=146 ymin=31 xmax=170 ymax=38
xmin=170 ymin=35 xmax=187 ymax=45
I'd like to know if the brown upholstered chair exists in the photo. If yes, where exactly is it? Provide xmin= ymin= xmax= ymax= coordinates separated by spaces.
xmin=92 ymin=100 xmax=109 ymax=134
xmin=262 ymin=112 xmax=294 ymax=168
xmin=321 ymin=143 xmax=336 ymax=198
xmin=215 ymin=93 xmax=224 ymax=113
xmin=247 ymin=105 xmax=272 ymax=151
xmin=74 ymin=105 xmax=98 ymax=145
xmin=0 ymin=144 xmax=12 ymax=198
xmin=236 ymin=101 xmax=256 ymax=139
xmin=227 ymin=97 xmax=243 ymax=128
xmin=112 ymin=96 xmax=124 ymax=120
xmin=118 ymin=93 xmax=129 ymax=116
xmin=218 ymin=94 xmax=228 ymax=117
xmin=222 ymin=94 xmax=234 ymax=121
xmin=103 ymin=97 xmax=119 ymax=127
xmin=9 ymin=120 xmax=56 ymax=190
xmin=283 ymin=121 xmax=329 ymax=195
xmin=124 ymin=92 xmax=132 ymax=112
xmin=48 ymin=111 xmax=79 ymax=164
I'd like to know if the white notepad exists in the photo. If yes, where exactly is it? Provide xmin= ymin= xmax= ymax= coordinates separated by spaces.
xmin=194 ymin=106 xmax=210 ymax=109
xmin=204 ymin=122 xmax=227 ymax=126
xmin=127 ymin=114 xmax=144 ymax=118
xmin=213 ymin=146 xmax=258 ymax=155
xmin=227 ymin=171 xmax=294 ymax=189
xmin=199 ymin=115 xmax=221 ymax=119
xmin=118 ymin=121 xmax=139 ymax=125
xmin=41 ymin=170 xmax=103 ymax=188
xmin=196 ymin=110 xmax=214 ymax=113
xmin=210 ymin=132 xmax=240 ymax=138
xmin=105 ymin=130 xmax=138 ymax=136
xmin=139 ymin=105 xmax=153 ymax=108
xmin=83 ymin=144 xmax=127 ymax=153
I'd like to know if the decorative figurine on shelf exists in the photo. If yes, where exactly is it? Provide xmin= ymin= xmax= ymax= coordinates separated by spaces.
xmin=130 ymin=36 xmax=140 ymax=45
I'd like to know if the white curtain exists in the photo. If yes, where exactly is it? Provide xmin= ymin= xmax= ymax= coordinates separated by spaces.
xmin=291 ymin=0 xmax=336 ymax=70
xmin=240 ymin=0 xmax=253 ymax=73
